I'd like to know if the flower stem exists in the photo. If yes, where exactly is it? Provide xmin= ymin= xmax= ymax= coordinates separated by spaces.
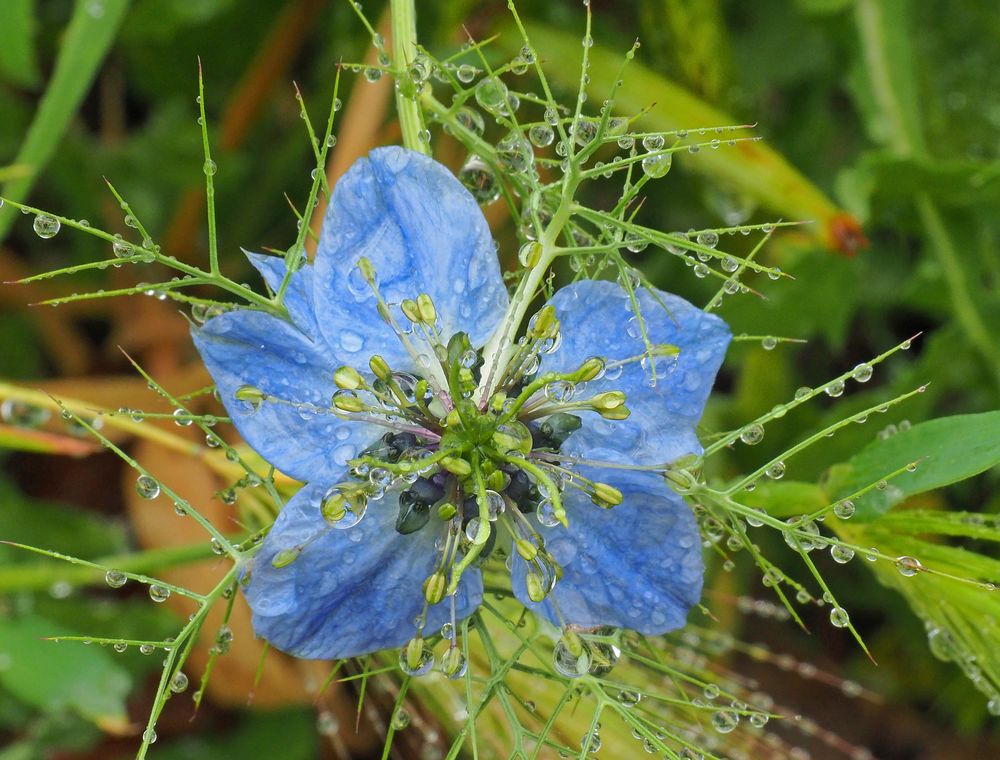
xmin=390 ymin=0 xmax=428 ymax=155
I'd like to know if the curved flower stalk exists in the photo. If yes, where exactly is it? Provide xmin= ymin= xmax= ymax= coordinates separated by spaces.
xmin=193 ymin=146 xmax=730 ymax=665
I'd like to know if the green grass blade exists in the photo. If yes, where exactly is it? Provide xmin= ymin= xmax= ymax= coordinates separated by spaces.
xmin=0 ymin=0 xmax=130 ymax=241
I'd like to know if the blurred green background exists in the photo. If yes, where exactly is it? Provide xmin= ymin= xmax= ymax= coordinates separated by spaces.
xmin=1 ymin=0 xmax=998 ymax=758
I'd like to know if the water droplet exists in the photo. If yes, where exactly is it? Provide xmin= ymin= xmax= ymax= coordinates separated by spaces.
xmin=1 ymin=399 xmax=50 ymax=428
xmin=833 ymin=500 xmax=856 ymax=519
xmin=391 ymin=708 xmax=412 ymax=730
xmin=169 ymin=671 xmax=189 ymax=693
xmin=459 ymin=155 xmax=500 ymax=205
xmin=739 ymin=424 xmax=764 ymax=445
xmin=113 ymin=642 xmax=128 ymax=653
xmin=829 ymin=607 xmax=850 ymax=628
xmin=33 ymin=214 xmax=61 ymax=239
xmin=203 ymin=159 xmax=217 ymax=176
xmin=456 ymin=64 xmax=476 ymax=83
xmin=641 ymin=152 xmax=672 ymax=178
xmin=851 ymin=362 xmax=874 ymax=383
xmin=894 ymin=555 xmax=923 ymax=576
xmin=830 ymin=545 xmax=855 ymax=564
xmin=149 ymin=584 xmax=171 ymax=603
xmin=529 ymin=123 xmax=554 ymax=147
xmin=398 ymin=642 xmax=434 ymax=676
xmin=697 ymin=231 xmax=720 ymax=249
xmin=135 ymin=475 xmax=161 ymax=500
xmin=142 ymin=728 xmax=157 ymax=745
xmin=824 ymin=379 xmax=845 ymax=398
xmin=105 ymin=570 xmax=127 ymax=589
xmin=474 ymin=77 xmax=509 ymax=114
xmin=552 ymin=638 xmax=591 ymax=678
xmin=536 ymin=499 xmax=560 ymax=527
xmin=710 ymin=710 xmax=739 ymax=733
xmin=765 ymin=461 xmax=785 ymax=480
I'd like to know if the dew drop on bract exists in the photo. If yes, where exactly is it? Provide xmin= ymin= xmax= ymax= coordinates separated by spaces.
xmin=169 ymin=671 xmax=189 ymax=693
xmin=552 ymin=638 xmax=590 ymax=678
xmin=105 ymin=570 xmax=127 ymax=589
xmin=33 ymin=214 xmax=61 ymax=239
xmin=148 ymin=584 xmax=171 ymax=603
xmin=829 ymin=606 xmax=851 ymax=628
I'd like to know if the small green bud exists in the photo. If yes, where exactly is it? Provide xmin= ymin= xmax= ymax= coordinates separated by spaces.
xmin=234 ymin=384 xmax=265 ymax=405
xmin=270 ymin=547 xmax=301 ymax=568
xmin=599 ymin=405 xmax=631 ymax=420
xmin=561 ymin=630 xmax=584 ymax=657
xmin=591 ymin=482 xmax=623 ymax=508
xmin=416 ymin=293 xmax=436 ymax=324
xmin=590 ymin=391 xmax=626 ymax=411
xmin=653 ymin=343 xmax=680 ymax=357
xmin=405 ymin=636 xmax=425 ymax=671
xmin=576 ymin=356 xmax=606 ymax=382
xmin=332 ymin=391 xmax=364 ymax=413
xmin=527 ymin=305 xmax=559 ymax=340
xmin=422 ymin=572 xmax=447 ymax=604
xmin=440 ymin=456 xmax=472 ymax=477
xmin=369 ymin=354 xmax=392 ymax=381
xmin=441 ymin=646 xmax=466 ymax=677
xmin=489 ymin=391 xmax=507 ymax=413
xmin=515 ymin=538 xmax=538 ymax=561
xmin=437 ymin=501 xmax=457 ymax=520
xmin=321 ymin=491 xmax=348 ymax=523
xmin=445 ymin=408 xmax=463 ymax=429
xmin=400 ymin=299 xmax=421 ymax=322
xmin=486 ymin=470 xmax=506 ymax=493
xmin=664 ymin=467 xmax=697 ymax=493
xmin=518 ymin=241 xmax=542 ymax=267
xmin=333 ymin=366 xmax=363 ymax=390
xmin=357 ymin=256 xmax=376 ymax=283
xmin=526 ymin=571 xmax=546 ymax=602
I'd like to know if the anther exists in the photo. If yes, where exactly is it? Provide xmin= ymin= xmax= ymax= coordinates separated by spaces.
xmin=332 ymin=390 xmax=365 ymax=413
xmin=422 ymin=572 xmax=447 ymax=604
xmin=416 ymin=293 xmax=436 ymax=324
xmin=590 ymin=482 xmax=623 ymax=508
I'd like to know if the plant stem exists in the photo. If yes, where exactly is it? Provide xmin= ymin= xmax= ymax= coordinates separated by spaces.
xmin=390 ymin=0 xmax=429 ymax=154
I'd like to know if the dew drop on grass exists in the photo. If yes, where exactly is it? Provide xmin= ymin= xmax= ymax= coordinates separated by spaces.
xmin=135 ymin=475 xmax=161 ymax=500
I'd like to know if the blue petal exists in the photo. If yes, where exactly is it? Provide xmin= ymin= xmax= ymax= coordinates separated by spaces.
xmin=245 ymin=251 xmax=319 ymax=338
xmin=313 ymin=147 xmax=508 ymax=366
xmin=192 ymin=309 xmax=378 ymax=483
xmin=244 ymin=482 xmax=483 ymax=659
xmin=511 ymin=470 xmax=702 ymax=634
xmin=540 ymin=280 xmax=730 ymax=465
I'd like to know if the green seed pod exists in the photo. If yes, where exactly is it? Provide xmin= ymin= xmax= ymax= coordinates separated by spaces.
xmin=333 ymin=366 xmax=363 ymax=390
xmin=526 ymin=571 xmax=546 ymax=602
xmin=591 ymin=482 xmax=623 ymax=508
xmin=422 ymin=572 xmax=446 ymax=604
xmin=416 ymin=293 xmax=437 ymax=324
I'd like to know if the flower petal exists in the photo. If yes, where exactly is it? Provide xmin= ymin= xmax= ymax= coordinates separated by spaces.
xmin=244 ymin=482 xmax=483 ymax=659
xmin=540 ymin=280 xmax=730 ymax=465
xmin=245 ymin=251 xmax=318 ymax=337
xmin=192 ymin=309 xmax=378 ymax=483
xmin=511 ymin=470 xmax=702 ymax=634
xmin=313 ymin=147 xmax=508 ymax=366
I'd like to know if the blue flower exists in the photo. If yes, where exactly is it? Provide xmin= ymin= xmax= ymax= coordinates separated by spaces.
xmin=193 ymin=146 xmax=730 ymax=661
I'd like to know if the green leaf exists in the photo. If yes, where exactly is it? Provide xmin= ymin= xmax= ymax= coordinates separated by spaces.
xmin=853 ymin=152 xmax=1000 ymax=212
xmin=0 ymin=478 xmax=127 ymax=560
xmin=0 ymin=0 xmax=38 ymax=87
xmin=830 ymin=411 xmax=1000 ymax=521
xmin=150 ymin=708 xmax=317 ymax=760
xmin=0 ymin=0 xmax=130 ymax=241
xmin=0 ymin=614 xmax=131 ymax=730
xmin=740 ymin=480 xmax=828 ymax=518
